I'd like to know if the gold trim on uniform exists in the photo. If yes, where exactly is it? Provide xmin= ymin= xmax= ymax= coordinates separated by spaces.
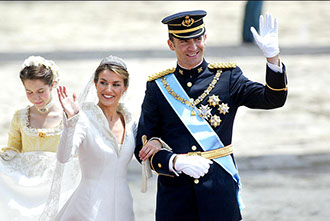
xmin=198 ymin=67 xmax=203 ymax=73
xmin=266 ymin=83 xmax=288 ymax=91
xmin=147 ymin=67 xmax=176 ymax=81
xmin=160 ymin=70 xmax=222 ymax=115
xmin=150 ymin=152 xmax=174 ymax=177
xmin=172 ymin=27 xmax=205 ymax=39
xmin=148 ymin=62 xmax=236 ymax=81
xmin=186 ymin=144 xmax=233 ymax=159
xmin=168 ymin=24 xmax=204 ymax=34
xmin=208 ymin=62 xmax=237 ymax=69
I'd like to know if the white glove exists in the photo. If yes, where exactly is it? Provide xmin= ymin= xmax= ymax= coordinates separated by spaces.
xmin=174 ymin=155 xmax=213 ymax=179
xmin=250 ymin=13 xmax=279 ymax=58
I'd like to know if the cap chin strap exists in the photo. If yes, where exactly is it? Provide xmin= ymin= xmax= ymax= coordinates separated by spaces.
xmin=169 ymin=24 xmax=204 ymax=34
xmin=171 ymin=27 xmax=205 ymax=39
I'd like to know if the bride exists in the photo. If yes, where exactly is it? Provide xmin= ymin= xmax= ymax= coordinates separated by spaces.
xmin=53 ymin=55 xmax=160 ymax=221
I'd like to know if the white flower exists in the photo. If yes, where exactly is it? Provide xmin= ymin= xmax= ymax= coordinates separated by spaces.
xmin=21 ymin=56 xmax=60 ymax=88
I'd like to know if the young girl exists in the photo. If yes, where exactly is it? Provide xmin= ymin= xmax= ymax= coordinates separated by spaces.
xmin=0 ymin=56 xmax=78 ymax=221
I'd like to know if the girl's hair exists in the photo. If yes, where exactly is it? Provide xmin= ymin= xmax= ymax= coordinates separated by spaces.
xmin=19 ymin=65 xmax=54 ymax=86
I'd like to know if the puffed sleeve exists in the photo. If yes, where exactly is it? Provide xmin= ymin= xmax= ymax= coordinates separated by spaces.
xmin=57 ymin=111 xmax=88 ymax=163
xmin=2 ymin=110 xmax=22 ymax=153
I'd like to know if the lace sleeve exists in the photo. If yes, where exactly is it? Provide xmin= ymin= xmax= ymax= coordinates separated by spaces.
xmin=57 ymin=112 xmax=87 ymax=164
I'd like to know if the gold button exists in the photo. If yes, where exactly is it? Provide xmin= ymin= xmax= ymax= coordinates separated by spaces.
xmin=194 ymin=179 xmax=199 ymax=184
xmin=191 ymin=145 xmax=197 ymax=151
xmin=187 ymin=82 xmax=192 ymax=87
xmin=158 ymin=163 xmax=162 ymax=168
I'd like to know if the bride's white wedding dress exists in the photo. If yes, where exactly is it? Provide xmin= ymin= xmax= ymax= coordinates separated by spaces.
xmin=54 ymin=102 xmax=136 ymax=221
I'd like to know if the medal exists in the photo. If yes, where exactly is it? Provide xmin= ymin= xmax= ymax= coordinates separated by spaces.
xmin=198 ymin=104 xmax=212 ymax=120
xmin=218 ymin=103 xmax=230 ymax=115
xmin=160 ymin=70 xmax=222 ymax=117
xmin=210 ymin=115 xmax=221 ymax=127
xmin=208 ymin=94 xmax=220 ymax=107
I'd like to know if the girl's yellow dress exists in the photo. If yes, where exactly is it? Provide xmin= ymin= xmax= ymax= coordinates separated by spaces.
xmin=0 ymin=106 xmax=80 ymax=221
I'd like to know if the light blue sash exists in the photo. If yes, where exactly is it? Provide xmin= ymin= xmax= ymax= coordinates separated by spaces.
xmin=155 ymin=73 xmax=244 ymax=210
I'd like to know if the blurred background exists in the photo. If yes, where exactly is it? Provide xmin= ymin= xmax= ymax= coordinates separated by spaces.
xmin=0 ymin=1 xmax=329 ymax=220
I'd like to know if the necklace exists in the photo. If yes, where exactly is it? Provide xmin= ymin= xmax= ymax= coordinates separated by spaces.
xmin=37 ymin=99 xmax=54 ymax=113
xmin=160 ymin=69 xmax=222 ymax=116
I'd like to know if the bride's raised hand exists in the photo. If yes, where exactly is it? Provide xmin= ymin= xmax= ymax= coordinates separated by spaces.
xmin=57 ymin=85 xmax=80 ymax=119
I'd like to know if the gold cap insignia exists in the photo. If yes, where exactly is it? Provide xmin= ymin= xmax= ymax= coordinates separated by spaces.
xmin=182 ymin=16 xmax=194 ymax=27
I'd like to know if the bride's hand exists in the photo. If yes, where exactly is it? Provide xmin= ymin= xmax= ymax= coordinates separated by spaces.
xmin=139 ymin=139 xmax=162 ymax=161
xmin=57 ymin=85 xmax=80 ymax=119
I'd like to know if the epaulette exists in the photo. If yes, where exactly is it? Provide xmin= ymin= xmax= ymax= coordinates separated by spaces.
xmin=147 ymin=67 xmax=176 ymax=81
xmin=208 ymin=62 xmax=237 ymax=69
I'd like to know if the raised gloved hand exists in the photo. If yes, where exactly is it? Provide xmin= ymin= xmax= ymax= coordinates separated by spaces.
xmin=250 ymin=13 xmax=279 ymax=58
xmin=174 ymin=155 xmax=213 ymax=179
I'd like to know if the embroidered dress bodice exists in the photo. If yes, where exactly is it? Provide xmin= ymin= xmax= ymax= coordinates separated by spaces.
xmin=3 ymin=106 xmax=63 ymax=153
xmin=0 ymin=107 xmax=79 ymax=221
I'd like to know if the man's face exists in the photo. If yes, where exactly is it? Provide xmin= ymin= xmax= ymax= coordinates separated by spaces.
xmin=167 ymin=34 xmax=207 ymax=70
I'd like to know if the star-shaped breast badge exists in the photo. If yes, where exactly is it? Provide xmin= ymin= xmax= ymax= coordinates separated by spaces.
xmin=210 ymin=115 xmax=222 ymax=127
xmin=218 ymin=103 xmax=230 ymax=115
xmin=208 ymin=94 xmax=220 ymax=107
xmin=198 ymin=104 xmax=212 ymax=120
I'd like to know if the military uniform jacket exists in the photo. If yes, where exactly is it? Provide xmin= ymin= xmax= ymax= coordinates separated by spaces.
xmin=135 ymin=59 xmax=287 ymax=221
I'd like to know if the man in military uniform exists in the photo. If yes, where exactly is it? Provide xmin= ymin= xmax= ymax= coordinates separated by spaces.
xmin=135 ymin=10 xmax=287 ymax=221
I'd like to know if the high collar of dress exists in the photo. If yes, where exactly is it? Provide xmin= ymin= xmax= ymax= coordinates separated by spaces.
xmin=176 ymin=58 xmax=207 ymax=78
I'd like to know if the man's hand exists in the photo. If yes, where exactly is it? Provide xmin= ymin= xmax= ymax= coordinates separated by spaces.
xmin=250 ymin=13 xmax=279 ymax=58
xmin=174 ymin=155 xmax=213 ymax=179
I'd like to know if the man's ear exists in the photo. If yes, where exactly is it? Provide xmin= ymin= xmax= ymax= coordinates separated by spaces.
xmin=167 ymin=39 xmax=175 ymax=51
xmin=203 ymin=34 xmax=207 ymax=46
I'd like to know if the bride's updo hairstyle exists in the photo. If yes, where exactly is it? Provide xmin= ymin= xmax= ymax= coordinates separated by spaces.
xmin=94 ymin=55 xmax=129 ymax=87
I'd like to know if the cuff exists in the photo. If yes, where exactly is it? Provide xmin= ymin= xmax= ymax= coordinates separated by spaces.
xmin=0 ymin=150 xmax=18 ymax=161
xmin=149 ymin=137 xmax=172 ymax=151
xmin=267 ymin=59 xmax=283 ymax=73
xmin=63 ymin=112 xmax=80 ymax=128
xmin=169 ymin=154 xmax=180 ymax=176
